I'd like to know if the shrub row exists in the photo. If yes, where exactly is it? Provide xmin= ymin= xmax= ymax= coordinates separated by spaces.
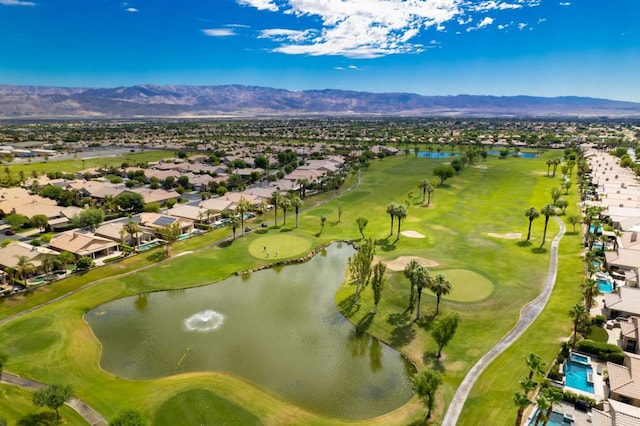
xmin=576 ymin=339 xmax=625 ymax=364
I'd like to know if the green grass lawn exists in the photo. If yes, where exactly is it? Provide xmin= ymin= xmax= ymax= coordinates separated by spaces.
xmin=6 ymin=150 xmax=175 ymax=177
xmin=0 ymin=384 xmax=87 ymax=425
xmin=0 ymin=150 xmax=582 ymax=425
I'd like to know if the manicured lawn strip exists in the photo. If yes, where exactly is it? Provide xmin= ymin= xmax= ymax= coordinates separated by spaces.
xmin=154 ymin=388 xmax=261 ymax=426
xmin=0 ymin=151 xmax=577 ymax=424
xmin=0 ymin=383 xmax=88 ymax=425
xmin=456 ymin=183 xmax=583 ymax=424
xmin=7 ymin=150 xmax=175 ymax=175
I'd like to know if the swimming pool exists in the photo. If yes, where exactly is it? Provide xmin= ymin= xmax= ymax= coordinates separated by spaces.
xmin=589 ymin=225 xmax=603 ymax=234
xmin=597 ymin=279 xmax=614 ymax=293
xmin=137 ymin=240 xmax=164 ymax=251
xmin=565 ymin=358 xmax=594 ymax=393
xmin=570 ymin=353 xmax=590 ymax=364
xmin=528 ymin=410 xmax=569 ymax=425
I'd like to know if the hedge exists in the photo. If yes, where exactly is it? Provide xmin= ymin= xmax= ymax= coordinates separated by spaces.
xmin=576 ymin=339 xmax=625 ymax=364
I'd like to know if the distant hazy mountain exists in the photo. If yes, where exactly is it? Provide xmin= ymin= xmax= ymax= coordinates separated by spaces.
xmin=1 ymin=84 xmax=639 ymax=118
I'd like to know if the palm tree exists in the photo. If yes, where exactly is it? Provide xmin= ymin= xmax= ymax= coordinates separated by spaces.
xmin=426 ymin=181 xmax=435 ymax=206
xmin=414 ymin=266 xmax=430 ymax=321
xmin=404 ymin=260 xmax=421 ymax=312
xmin=519 ymin=377 xmax=538 ymax=396
xmin=553 ymin=157 xmax=562 ymax=177
xmin=419 ymin=179 xmax=434 ymax=206
xmin=534 ymin=393 xmax=551 ymax=426
xmin=514 ymin=392 xmax=532 ymax=426
xmin=569 ymin=303 xmax=588 ymax=348
xmin=411 ymin=370 xmax=442 ymax=420
xmin=280 ymin=196 xmax=291 ymax=226
xmin=160 ymin=222 xmax=181 ymax=257
xmin=14 ymin=255 xmax=35 ymax=284
xmin=270 ymin=189 xmax=282 ymax=227
xmin=42 ymin=254 xmax=56 ymax=281
xmin=394 ymin=203 xmax=408 ymax=240
xmin=545 ymin=160 xmax=552 ymax=176
xmin=297 ymin=178 xmax=309 ymax=199
xmin=540 ymin=204 xmax=556 ymax=246
xmin=430 ymin=273 xmax=453 ymax=316
xmin=288 ymin=193 xmax=303 ymax=228
xmin=525 ymin=352 xmax=546 ymax=381
xmin=524 ymin=207 xmax=540 ymax=241
xmin=123 ymin=219 xmax=141 ymax=251
xmin=386 ymin=202 xmax=398 ymax=236
xmin=229 ymin=215 xmax=241 ymax=240
xmin=237 ymin=197 xmax=252 ymax=236
xmin=581 ymin=279 xmax=601 ymax=311
xmin=56 ymin=251 xmax=75 ymax=274
xmin=542 ymin=387 xmax=563 ymax=426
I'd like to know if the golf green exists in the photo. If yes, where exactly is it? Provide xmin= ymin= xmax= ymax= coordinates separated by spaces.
xmin=248 ymin=234 xmax=312 ymax=260
xmin=439 ymin=269 xmax=494 ymax=302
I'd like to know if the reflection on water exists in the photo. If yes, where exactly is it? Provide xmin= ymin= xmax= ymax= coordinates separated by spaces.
xmin=86 ymin=244 xmax=414 ymax=420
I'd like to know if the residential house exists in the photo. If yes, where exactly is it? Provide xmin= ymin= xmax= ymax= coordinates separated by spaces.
xmin=49 ymin=231 xmax=120 ymax=260
xmin=607 ymin=352 xmax=640 ymax=407
xmin=0 ymin=241 xmax=59 ymax=278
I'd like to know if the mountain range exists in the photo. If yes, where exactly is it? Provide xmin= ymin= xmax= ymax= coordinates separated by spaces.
xmin=1 ymin=84 xmax=639 ymax=119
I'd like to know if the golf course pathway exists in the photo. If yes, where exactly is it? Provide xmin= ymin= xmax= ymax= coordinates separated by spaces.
xmin=442 ymin=216 xmax=566 ymax=426
xmin=1 ymin=372 xmax=107 ymax=425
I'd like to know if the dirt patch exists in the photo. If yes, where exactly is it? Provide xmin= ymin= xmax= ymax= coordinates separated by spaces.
xmin=175 ymin=251 xmax=194 ymax=257
xmin=379 ymin=256 xmax=440 ymax=271
xmin=472 ymin=165 xmax=488 ymax=169
xmin=401 ymin=230 xmax=426 ymax=238
xmin=487 ymin=232 xmax=522 ymax=240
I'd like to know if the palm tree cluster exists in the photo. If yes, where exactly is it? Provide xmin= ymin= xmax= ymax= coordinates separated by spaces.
xmin=523 ymin=204 xmax=557 ymax=246
xmin=386 ymin=201 xmax=408 ymax=241
xmin=513 ymin=353 xmax=561 ymax=426
xmin=403 ymin=260 xmax=453 ymax=320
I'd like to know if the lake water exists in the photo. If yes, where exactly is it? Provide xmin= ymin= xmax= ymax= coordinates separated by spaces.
xmin=85 ymin=243 xmax=414 ymax=420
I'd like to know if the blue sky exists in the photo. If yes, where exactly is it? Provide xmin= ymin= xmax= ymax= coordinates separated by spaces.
xmin=1 ymin=0 xmax=638 ymax=101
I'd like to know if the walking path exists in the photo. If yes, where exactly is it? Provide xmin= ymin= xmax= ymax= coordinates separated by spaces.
xmin=442 ymin=216 xmax=566 ymax=426
xmin=1 ymin=372 xmax=107 ymax=425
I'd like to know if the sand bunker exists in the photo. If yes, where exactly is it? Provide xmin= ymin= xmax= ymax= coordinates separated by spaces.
xmin=472 ymin=165 xmax=488 ymax=169
xmin=175 ymin=251 xmax=194 ymax=257
xmin=487 ymin=232 xmax=522 ymax=240
xmin=381 ymin=256 xmax=440 ymax=271
xmin=401 ymin=230 xmax=426 ymax=238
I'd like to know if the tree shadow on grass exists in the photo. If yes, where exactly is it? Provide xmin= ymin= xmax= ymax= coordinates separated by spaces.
xmin=18 ymin=412 xmax=57 ymax=426
xmin=375 ymin=238 xmax=397 ymax=252
xmin=218 ymin=240 xmax=233 ymax=248
xmin=338 ymin=294 xmax=360 ymax=318
xmin=146 ymin=251 xmax=165 ymax=262
xmin=356 ymin=311 xmax=375 ymax=333
xmin=517 ymin=240 xmax=532 ymax=247
xmin=389 ymin=323 xmax=416 ymax=347
xmin=422 ymin=351 xmax=446 ymax=373
xmin=565 ymin=231 xmax=579 ymax=236
xmin=255 ymin=229 xmax=268 ymax=235
xmin=279 ymin=228 xmax=292 ymax=232
xmin=532 ymin=247 xmax=548 ymax=254
xmin=387 ymin=312 xmax=416 ymax=347
xmin=416 ymin=313 xmax=436 ymax=331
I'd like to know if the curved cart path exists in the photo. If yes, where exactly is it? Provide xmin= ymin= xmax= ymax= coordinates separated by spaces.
xmin=442 ymin=216 xmax=566 ymax=426
xmin=1 ymin=372 xmax=107 ymax=425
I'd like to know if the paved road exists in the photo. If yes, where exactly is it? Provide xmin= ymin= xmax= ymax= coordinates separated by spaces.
xmin=1 ymin=372 xmax=107 ymax=425
xmin=442 ymin=216 xmax=566 ymax=426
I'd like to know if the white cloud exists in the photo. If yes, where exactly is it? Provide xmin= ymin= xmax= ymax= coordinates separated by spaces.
xmin=0 ymin=0 xmax=35 ymax=6
xmin=478 ymin=17 xmax=494 ymax=28
xmin=202 ymin=28 xmax=236 ymax=37
xmin=559 ymin=2 xmax=570 ymax=6
xmin=237 ymin=0 xmax=278 ymax=12
xmin=260 ymin=28 xmax=314 ymax=42
xmin=241 ymin=0 xmax=541 ymax=58
xmin=518 ymin=22 xmax=527 ymax=30
xmin=471 ymin=1 xmax=523 ymax=12
xmin=125 ymin=7 xmax=138 ymax=12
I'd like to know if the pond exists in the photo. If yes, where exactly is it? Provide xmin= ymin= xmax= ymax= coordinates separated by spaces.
xmin=85 ymin=243 xmax=414 ymax=420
